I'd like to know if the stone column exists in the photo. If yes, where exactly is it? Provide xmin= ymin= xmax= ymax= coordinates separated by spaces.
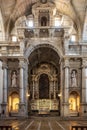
xmin=63 ymin=58 xmax=69 ymax=116
xmin=81 ymin=59 xmax=87 ymax=115
xmin=19 ymin=58 xmax=26 ymax=116
xmin=24 ymin=59 xmax=30 ymax=115
xmin=60 ymin=60 xmax=63 ymax=116
xmin=1 ymin=60 xmax=8 ymax=117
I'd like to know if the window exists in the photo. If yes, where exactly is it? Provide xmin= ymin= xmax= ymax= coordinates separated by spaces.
xmin=12 ymin=35 xmax=17 ymax=42
xmin=26 ymin=20 xmax=33 ymax=28
xmin=70 ymin=35 xmax=76 ymax=42
xmin=55 ymin=17 xmax=61 ymax=27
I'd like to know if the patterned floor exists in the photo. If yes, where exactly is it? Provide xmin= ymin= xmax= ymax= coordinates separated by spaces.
xmin=0 ymin=117 xmax=87 ymax=130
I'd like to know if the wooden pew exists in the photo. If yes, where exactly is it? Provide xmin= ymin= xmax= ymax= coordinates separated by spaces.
xmin=72 ymin=126 xmax=87 ymax=130
xmin=0 ymin=126 xmax=13 ymax=130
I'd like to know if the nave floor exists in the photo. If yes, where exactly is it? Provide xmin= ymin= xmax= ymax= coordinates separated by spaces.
xmin=0 ymin=117 xmax=87 ymax=130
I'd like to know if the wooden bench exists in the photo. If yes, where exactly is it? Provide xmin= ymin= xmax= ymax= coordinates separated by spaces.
xmin=0 ymin=126 xmax=13 ymax=130
xmin=72 ymin=126 xmax=87 ymax=130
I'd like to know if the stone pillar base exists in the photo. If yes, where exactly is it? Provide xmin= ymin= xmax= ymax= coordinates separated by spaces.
xmin=1 ymin=103 xmax=8 ymax=117
xmin=19 ymin=103 xmax=26 ymax=116
xmin=63 ymin=103 xmax=69 ymax=116
xmin=80 ymin=103 xmax=87 ymax=116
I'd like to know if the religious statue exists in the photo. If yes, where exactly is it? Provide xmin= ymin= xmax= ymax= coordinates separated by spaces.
xmin=11 ymin=71 xmax=17 ymax=87
xmin=71 ymin=70 xmax=77 ymax=87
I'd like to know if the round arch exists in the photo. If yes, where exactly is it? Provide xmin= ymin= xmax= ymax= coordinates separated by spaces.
xmin=35 ymin=71 xmax=53 ymax=81
xmin=25 ymin=43 xmax=63 ymax=59
xmin=27 ymin=43 xmax=61 ymax=114
xmin=9 ymin=92 xmax=19 ymax=112
xmin=69 ymin=91 xmax=80 ymax=113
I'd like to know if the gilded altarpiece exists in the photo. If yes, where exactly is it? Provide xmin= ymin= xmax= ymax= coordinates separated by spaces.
xmin=29 ymin=64 xmax=59 ymax=113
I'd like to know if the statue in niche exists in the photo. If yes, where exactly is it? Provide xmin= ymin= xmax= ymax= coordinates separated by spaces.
xmin=71 ymin=70 xmax=77 ymax=87
xmin=11 ymin=71 xmax=17 ymax=87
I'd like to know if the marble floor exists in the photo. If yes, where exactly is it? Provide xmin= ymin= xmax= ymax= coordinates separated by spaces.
xmin=0 ymin=117 xmax=87 ymax=130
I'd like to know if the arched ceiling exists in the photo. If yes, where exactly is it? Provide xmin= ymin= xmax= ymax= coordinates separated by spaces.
xmin=0 ymin=0 xmax=87 ymax=33
xmin=28 ymin=47 xmax=60 ymax=69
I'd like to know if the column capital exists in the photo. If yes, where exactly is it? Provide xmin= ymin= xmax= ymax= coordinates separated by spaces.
xmin=2 ymin=59 xmax=8 ymax=69
xmin=0 ymin=60 xmax=2 ymax=68
xmin=64 ymin=58 xmax=70 ymax=68
xmin=19 ymin=58 xmax=26 ymax=69
xmin=82 ymin=59 xmax=87 ymax=68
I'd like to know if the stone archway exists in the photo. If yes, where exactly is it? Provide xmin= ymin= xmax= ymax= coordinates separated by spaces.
xmin=69 ymin=91 xmax=80 ymax=116
xmin=27 ymin=45 xmax=61 ymax=115
xmin=25 ymin=43 xmax=63 ymax=59
xmin=9 ymin=92 xmax=19 ymax=113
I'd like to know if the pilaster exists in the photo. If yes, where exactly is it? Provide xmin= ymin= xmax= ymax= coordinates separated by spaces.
xmin=81 ymin=59 xmax=87 ymax=116
xmin=1 ymin=59 xmax=8 ymax=117
xmin=63 ymin=58 xmax=70 ymax=116
xmin=19 ymin=58 xmax=26 ymax=116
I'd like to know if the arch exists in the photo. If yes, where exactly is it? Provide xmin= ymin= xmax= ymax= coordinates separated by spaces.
xmin=69 ymin=91 xmax=80 ymax=112
xmin=9 ymin=92 xmax=19 ymax=112
xmin=25 ymin=43 xmax=63 ymax=59
xmin=35 ymin=71 xmax=53 ymax=81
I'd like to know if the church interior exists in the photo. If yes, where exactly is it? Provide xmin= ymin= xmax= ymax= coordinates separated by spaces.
xmin=0 ymin=0 xmax=87 ymax=121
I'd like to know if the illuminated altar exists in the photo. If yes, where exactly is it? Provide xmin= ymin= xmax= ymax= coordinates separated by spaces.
xmin=31 ymin=99 xmax=58 ymax=114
